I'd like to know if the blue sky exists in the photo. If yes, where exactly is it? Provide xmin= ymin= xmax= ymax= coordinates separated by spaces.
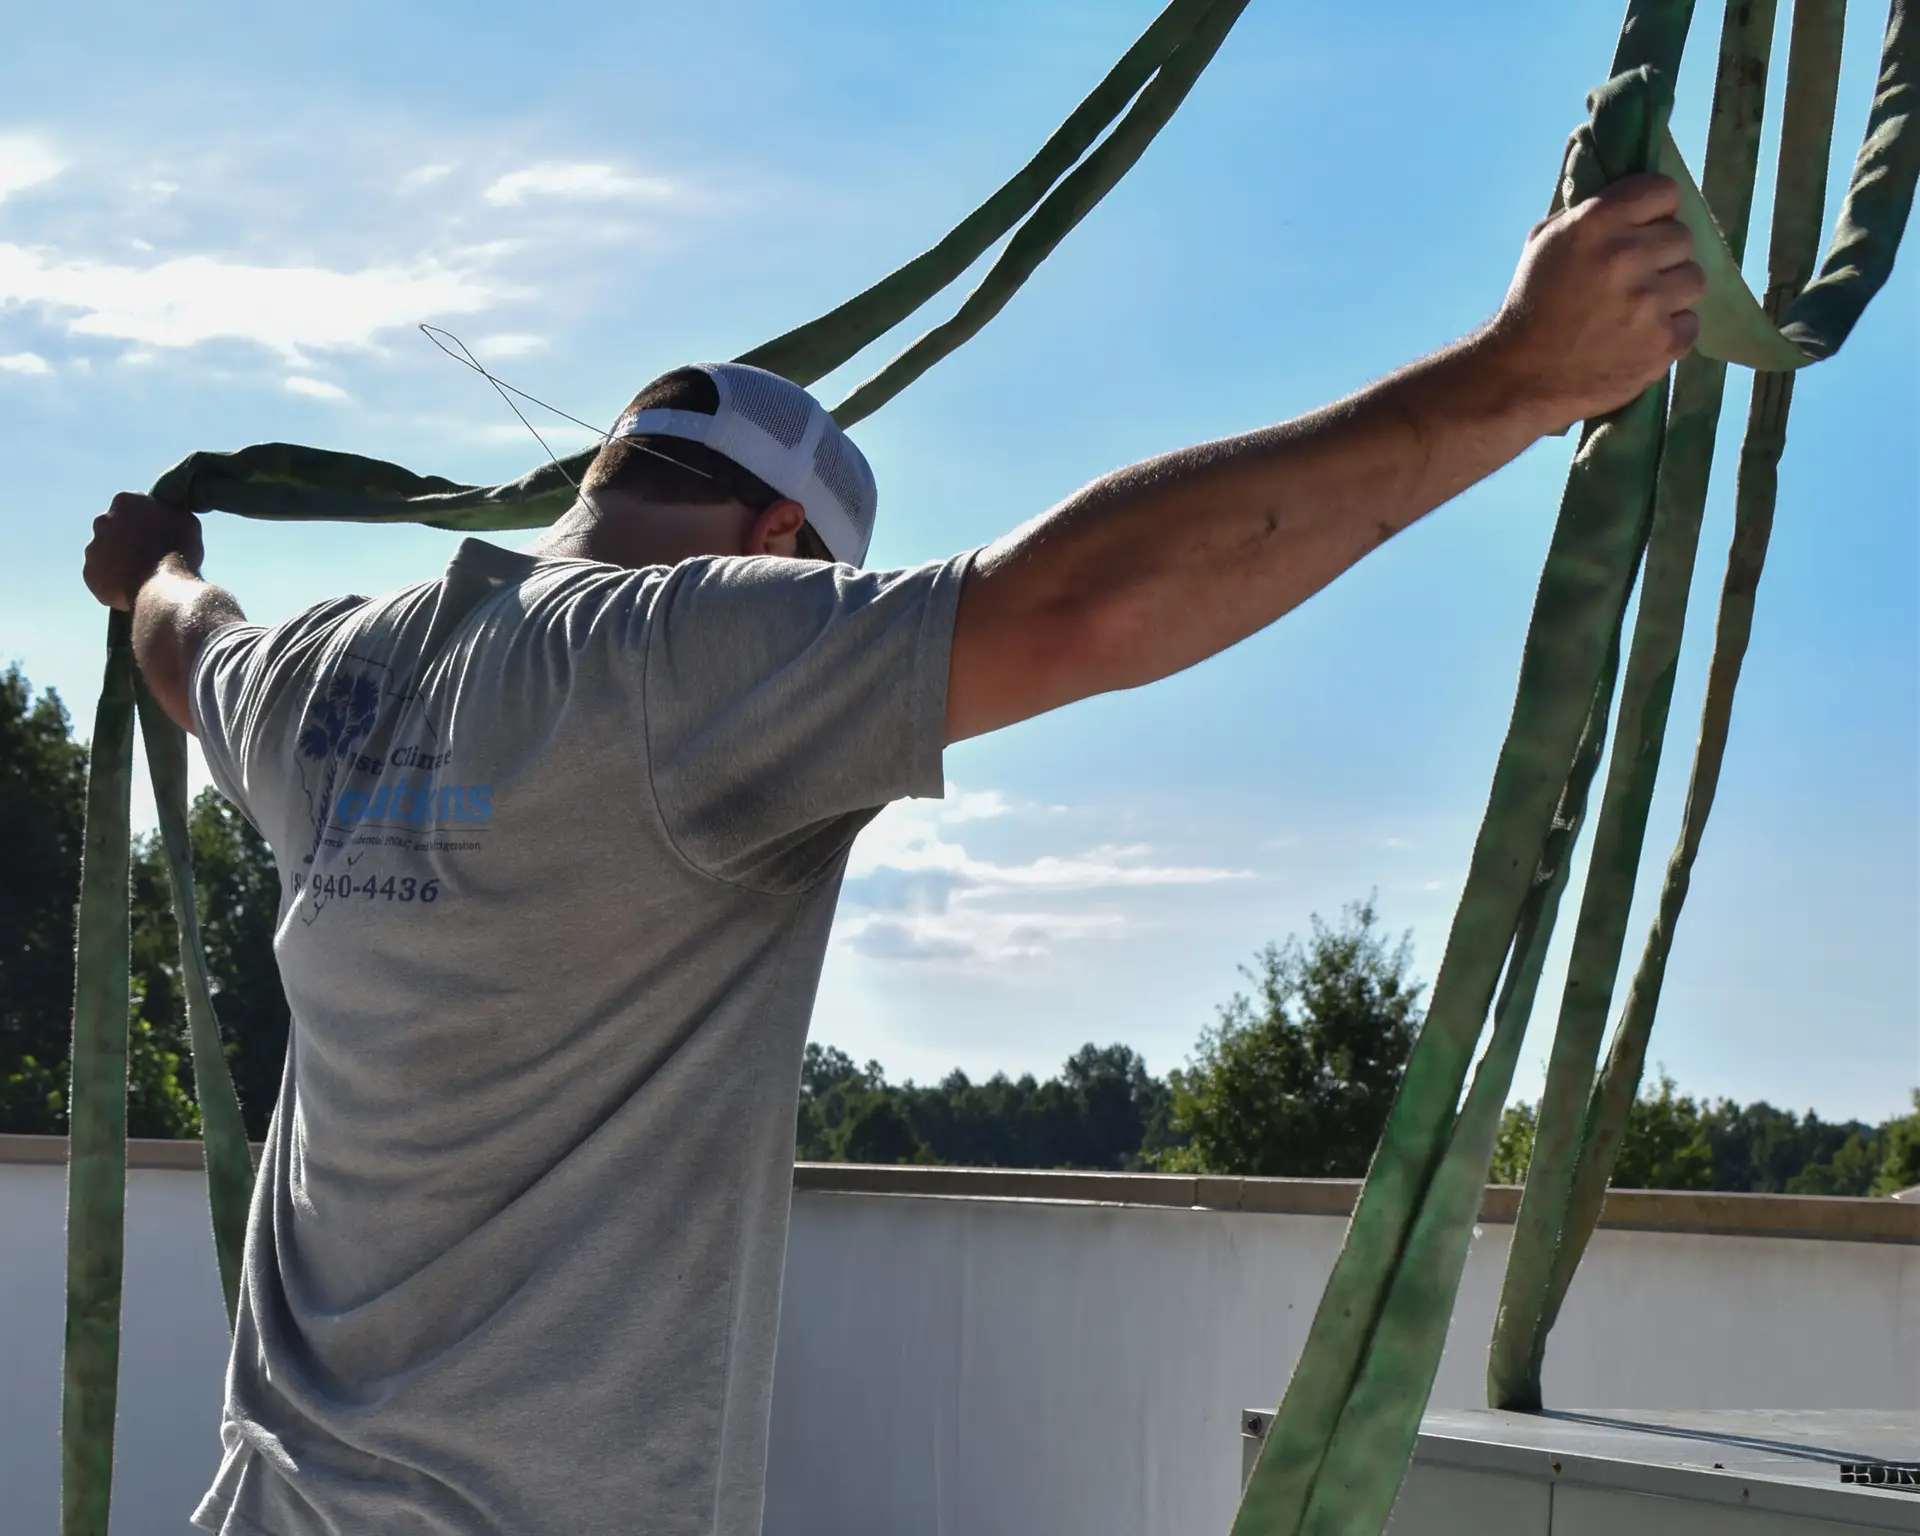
xmin=2 ymin=0 xmax=1913 ymax=1121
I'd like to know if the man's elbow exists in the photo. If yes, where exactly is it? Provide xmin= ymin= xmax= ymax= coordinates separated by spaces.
xmin=133 ymin=644 xmax=201 ymax=735
xmin=132 ymin=574 xmax=244 ymax=735
xmin=130 ymin=610 xmax=211 ymax=736
xmin=155 ymin=674 xmax=199 ymax=736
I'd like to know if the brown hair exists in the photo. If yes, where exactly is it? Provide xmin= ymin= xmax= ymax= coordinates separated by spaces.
xmin=583 ymin=368 xmax=832 ymax=561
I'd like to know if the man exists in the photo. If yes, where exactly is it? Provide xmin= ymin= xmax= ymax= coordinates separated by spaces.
xmin=85 ymin=173 xmax=1702 ymax=1536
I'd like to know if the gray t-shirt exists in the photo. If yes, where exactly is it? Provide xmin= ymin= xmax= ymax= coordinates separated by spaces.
xmin=187 ymin=536 xmax=967 ymax=1536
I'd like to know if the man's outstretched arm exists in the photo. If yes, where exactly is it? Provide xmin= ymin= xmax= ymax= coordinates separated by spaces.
xmin=83 ymin=493 xmax=245 ymax=734
xmin=945 ymin=173 xmax=1705 ymax=743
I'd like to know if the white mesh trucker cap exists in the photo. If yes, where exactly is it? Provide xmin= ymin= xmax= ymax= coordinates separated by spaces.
xmin=611 ymin=362 xmax=879 ymax=567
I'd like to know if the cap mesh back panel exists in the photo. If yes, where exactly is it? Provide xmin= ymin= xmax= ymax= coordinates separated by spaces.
xmin=719 ymin=367 xmax=810 ymax=449
xmin=812 ymin=428 xmax=876 ymax=542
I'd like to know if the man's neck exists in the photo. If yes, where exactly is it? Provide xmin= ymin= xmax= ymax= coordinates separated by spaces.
xmin=520 ymin=501 xmax=603 ymax=562
xmin=520 ymin=496 xmax=746 ymax=570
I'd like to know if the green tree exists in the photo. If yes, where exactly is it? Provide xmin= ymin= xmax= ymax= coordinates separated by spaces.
xmin=1697 ymin=1098 xmax=1873 ymax=1192
xmin=1489 ymin=1101 xmax=1537 ymax=1186
xmin=127 ymin=833 xmax=195 ymax=1136
xmin=839 ymin=1096 xmax=927 ymax=1164
xmin=1159 ymin=899 xmax=1424 ymax=1177
xmin=0 ymin=664 xmax=290 ymax=1138
xmin=794 ymin=1048 xmax=932 ymax=1164
xmin=897 ymin=1067 xmax=1051 ymax=1165
xmin=127 ymin=980 xmax=201 ymax=1137
xmin=0 ymin=665 xmax=89 ymax=1129
xmin=1059 ymin=1041 xmax=1178 ymax=1169
xmin=0 ymin=1044 xmax=65 ymax=1133
xmin=1609 ymin=1075 xmax=1712 ymax=1191
xmin=795 ymin=1044 xmax=872 ymax=1159
xmin=1787 ymin=1130 xmax=1883 ymax=1197
xmin=795 ymin=1040 xmax=1178 ymax=1170
xmin=188 ymin=789 xmax=289 ymax=1137
xmin=125 ymin=790 xmax=289 ymax=1139
xmin=896 ymin=1043 xmax=1175 ymax=1170
xmin=1872 ymin=1092 xmax=1920 ymax=1196
xmin=1492 ymin=1077 xmax=1712 ymax=1190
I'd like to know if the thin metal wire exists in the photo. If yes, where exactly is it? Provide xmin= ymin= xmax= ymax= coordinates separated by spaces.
xmin=416 ymin=324 xmax=720 ymax=487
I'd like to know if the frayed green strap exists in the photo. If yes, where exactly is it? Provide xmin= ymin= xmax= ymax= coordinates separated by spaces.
xmin=1487 ymin=0 xmax=1782 ymax=1414
xmin=134 ymin=680 xmax=253 ymax=1322
xmin=61 ymin=613 xmax=135 ymax=1536
xmin=1234 ymin=61 xmax=1677 ymax=1536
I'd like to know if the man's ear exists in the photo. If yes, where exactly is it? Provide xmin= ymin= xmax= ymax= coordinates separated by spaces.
xmin=745 ymin=499 xmax=807 ymax=558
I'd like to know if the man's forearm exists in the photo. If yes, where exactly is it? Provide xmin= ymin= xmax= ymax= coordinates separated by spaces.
xmin=944 ymin=173 xmax=1704 ymax=743
xmin=133 ymin=555 xmax=246 ymax=734
xmin=946 ymin=333 xmax=1556 ymax=741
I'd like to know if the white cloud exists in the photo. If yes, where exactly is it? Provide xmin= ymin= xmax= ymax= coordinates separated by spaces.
xmin=0 ymin=133 xmax=63 ymax=202
xmin=847 ymin=910 xmax=1123 ymax=963
xmin=848 ymin=922 xmax=980 ymax=962
xmin=483 ymin=162 xmax=674 ymax=207
xmin=0 ymin=245 xmax=501 ymax=361
xmin=0 ymin=351 xmax=51 ymax=374
xmin=471 ymin=331 xmax=545 ymax=359
xmin=846 ymin=802 xmax=1240 ymax=892
xmin=839 ymin=790 xmax=1249 ymax=965
xmin=940 ymin=784 xmax=1012 ymax=823
xmin=284 ymin=375 xmax=347 ymax=400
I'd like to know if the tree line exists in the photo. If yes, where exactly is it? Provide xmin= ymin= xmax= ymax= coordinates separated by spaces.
xmin=4 ymin=662 xmax=1917 ymax=1195
xmin=2 ymin=665 xmax=287 ymax=1139
xmin=797 ymin=905 xmax=1920 ymax=1197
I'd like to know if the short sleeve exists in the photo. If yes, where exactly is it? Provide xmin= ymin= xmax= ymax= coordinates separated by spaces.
xmin=189 ymin=596 xmax=365 ymax=832
xmin=644 ymin=551 xmax=971 ymax=892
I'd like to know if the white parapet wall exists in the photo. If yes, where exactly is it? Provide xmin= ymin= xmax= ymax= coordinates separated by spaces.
xmin=1 ymin=1151 xmax=235 ymax=1536
xmin=767 ymin=1169 xmax=1920 ymax=1536
xmin=2 ymin=1143 xmax=1916 ymax=1536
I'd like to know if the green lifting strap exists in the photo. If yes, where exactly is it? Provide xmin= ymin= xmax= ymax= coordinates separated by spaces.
xmin=140 ymin=0 xmax=1247 ymax=529
xmin=1639 ymin=0 xmax=1914 ymax=372
xmin=1233 ymin=63 xmax=1681 ymax=1536
xmin=1238 ymin=0 xmax=1915 ymax=1522
xmin=1491 ymin=0 xmax=1915 ymax=1416
xmin=1487 ymin=0 xmax=1785 ymax=1415
xmin=1505 ymin=0 xmax=1916 ymax=1412
xmin=61 ymin=613 xmax=134 ymax=1536
xmin=56 ymin=5 xmax=1252 ymax=1534
xmin=736 ymin=0 xmax=1225 ymax=390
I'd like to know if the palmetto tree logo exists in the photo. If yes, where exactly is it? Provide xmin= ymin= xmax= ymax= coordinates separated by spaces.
xmin=298 ymin=671 xmax=381 ymax=861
